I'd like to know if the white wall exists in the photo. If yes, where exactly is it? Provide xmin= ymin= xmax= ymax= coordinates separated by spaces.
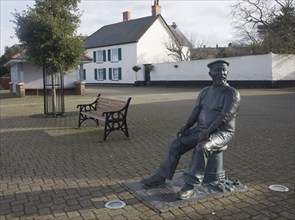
xmin=24 ymin=64 xmax=79 ymax=89
xmin=84 ymin=43 xmax=138 ymax=84
xmin=10 ymin=63 xmax=19 ymax=92
xmin=146 ymin=53 xmax=294 ymax=82
xmin=10 ymin=64 xmax=18 ymax=84
xmin=23 ymin=63 xmax=43 ymax=88
xmin=272 ymin=54 xmax=295 ymax=80
xmin=137 ymin=18 xmax=176 ymax=64
xmin=9 ymin=62 xmax=79 ymax=89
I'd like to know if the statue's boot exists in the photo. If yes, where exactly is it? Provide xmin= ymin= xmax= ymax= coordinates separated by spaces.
xmin=177 ymin=183 xmax=195 ymax=200
xmin=141 ymin=172 xmax=166 ymax=187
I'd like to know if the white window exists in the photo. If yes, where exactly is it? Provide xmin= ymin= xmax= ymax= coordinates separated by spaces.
xmin=108 ymin=48 xmax=122 ymax=62
xmin=93 ymin=50 xmax=106 ymax=63
xmin=112 ymin=68 xmax=119 ymax=80
xmin=98 ymin=68 xmax=104 ymax=80
xmin=109 ymin=67 xmax=122 ymax=81
xmin=111 ymin=49 xmax=119 ymax=62
xmin=94 ymin=68 xmax=106 ymax=81
xmin=96 ymin=50 xmax=104 ymax=63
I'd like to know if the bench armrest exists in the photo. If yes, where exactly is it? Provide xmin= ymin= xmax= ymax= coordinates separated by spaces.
xmin=102 ymin=97 xmax=131 ymax=120
xmin=77 ymin=102 xmax=97 ymax=112
xmin=77 ymin=94 xmax=101 ymax=112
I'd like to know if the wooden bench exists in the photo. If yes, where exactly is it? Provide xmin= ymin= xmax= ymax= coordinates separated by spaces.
xmin=77 ymin=94 xmax=132 ymax=141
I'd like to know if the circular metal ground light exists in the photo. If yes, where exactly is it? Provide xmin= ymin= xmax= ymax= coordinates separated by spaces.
xmin=269 ymin=185 xmax=289 ymax=192
xmin=105 ymin=200 xmax=126 ymax=209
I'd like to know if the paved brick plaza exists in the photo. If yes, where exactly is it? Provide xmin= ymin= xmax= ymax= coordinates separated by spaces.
xmin=0 ymin=86 xmax=294 ymax=219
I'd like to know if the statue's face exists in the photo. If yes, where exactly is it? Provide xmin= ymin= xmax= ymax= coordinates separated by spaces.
xmin=209 ymin=63 xmax=228 ymax=85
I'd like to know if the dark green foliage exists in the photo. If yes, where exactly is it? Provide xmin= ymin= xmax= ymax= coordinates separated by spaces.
xmin=256 ymin=4 xmax=295 ymax=54
xmin=13 ymin=0 xmax=85 ymax=74
xmin=232 ymin=0 xmax=295 ymax=54
xmin=132 ymin=65 xmax=141 ymax=72
xmin=0 ymin=45 xmax=24 ymax=77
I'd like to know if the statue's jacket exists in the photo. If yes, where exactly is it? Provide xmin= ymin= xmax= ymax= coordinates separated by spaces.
xmin=185 ymin=84 xmax=241 ymax=151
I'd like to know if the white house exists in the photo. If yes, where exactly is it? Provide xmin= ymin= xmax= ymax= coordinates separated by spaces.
xmin=3 ymin=1 xmax=189 ymax=95
xmin=83 ymin=1 xmax=190 ymax=85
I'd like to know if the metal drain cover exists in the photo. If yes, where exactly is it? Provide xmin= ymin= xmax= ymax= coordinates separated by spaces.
xmin=105 ymin=200 xmax=126 ymax=209
xmin=269 ymin=185 xmax=289 ymax=192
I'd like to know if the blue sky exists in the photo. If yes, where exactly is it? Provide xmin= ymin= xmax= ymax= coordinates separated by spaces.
xmin=0 ymin=0 xmax=235 ymax=56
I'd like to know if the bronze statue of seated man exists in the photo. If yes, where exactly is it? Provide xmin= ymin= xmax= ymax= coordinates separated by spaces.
xmin=141 ymin=60 xmax=241 ymax=200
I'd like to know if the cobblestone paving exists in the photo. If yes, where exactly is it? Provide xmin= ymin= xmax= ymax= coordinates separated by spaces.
xmin=0 ymin=86 xmax=294 ymax=219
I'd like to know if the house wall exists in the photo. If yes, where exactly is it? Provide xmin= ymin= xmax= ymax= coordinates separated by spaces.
xmin=23 ymin=63 xmax=79 ymax=89
xmin=137 ymin=18 xmax=175 ymax=64
xmin=9 ymin=62 xmax=80 ymax=94
xmin=23 ymin=63 xmax=43 ymax=88
xmin=84 ymin=43 xmax=138 ymax=84
xmin=10 ymin=64 xmax=19 ymax=92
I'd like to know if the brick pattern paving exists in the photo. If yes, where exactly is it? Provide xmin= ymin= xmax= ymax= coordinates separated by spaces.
xmin=0 ymin=86 xmax=294 ymax=219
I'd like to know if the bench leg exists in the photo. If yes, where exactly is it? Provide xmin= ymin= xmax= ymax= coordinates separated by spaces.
xmin=77 ymin=114 xmax=100 ymax=129
xmin=103 ymin=119 xmax=129 ymax=141
xmin=122 ymin=120 xmax=129 ymax=138
xmin=103 ymin=122 xmax=108 ymax=141
xmin=77 ymin=113 xmax=84 ymax=128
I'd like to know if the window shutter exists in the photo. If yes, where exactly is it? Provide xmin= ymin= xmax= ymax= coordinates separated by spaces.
xmin=103 ymin=68 xmax=106 ymax=80
xmin=108 ymin=50 xmax=111 ymax=61
xmin=109 ymin=68 xmax=112 ymax=80
xmin=118 ymin=48 xmax=122 ymax=61
xmin=83 ymin=69 xmax=86 ymax=80
xmin=94 ymin=69 xmax=97 ymax=80
xmin=93 ymin=51 xmax=96 ymax=62
xmin=103 ymin=50 xmax=106 ymax=62
xmin=118 ymin=67 xmax=122 ymax=80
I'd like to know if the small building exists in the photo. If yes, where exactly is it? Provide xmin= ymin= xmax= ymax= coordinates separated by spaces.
xmin=4 ymin=50 xmax=92 ymax=97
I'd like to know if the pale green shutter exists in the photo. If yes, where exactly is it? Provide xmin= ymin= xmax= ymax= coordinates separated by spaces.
xmin=94 ymin=69 xmax=97 ymax=80
xmin=118 ymin=68 xmax=122 ymax=80
xmin=108 ymin=50 xmax=111 ymax=61
xmin=93 ymin=51 xmax=96 ymax=62
xmin=118 ymin=48 xmax=122 ymax=61
xmin=103 ymin=50 xmax=106 ymax=62
xmin=109 ymin=68 xmax=112 ymax=80
xmin=83 ymin=69 xmax=86 ymax=80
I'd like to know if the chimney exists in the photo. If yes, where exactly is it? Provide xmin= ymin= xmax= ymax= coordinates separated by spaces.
xmin=123 ymin=11 xmax=131 ymax=21
xmin=152 ymin=0 xmax=161 ymax=16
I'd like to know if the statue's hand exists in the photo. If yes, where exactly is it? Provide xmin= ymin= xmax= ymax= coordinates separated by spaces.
xmin=199 ymin=130 xmax=210 ymax=142
xmin=198 ymin=140 xmax=213 ymax=151
xmin=177 ymin=125 xmax=188 ymax=137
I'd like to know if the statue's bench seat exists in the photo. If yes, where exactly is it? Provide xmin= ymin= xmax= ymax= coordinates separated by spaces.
xmin=77 ymin=94 xmax=132 ymax=141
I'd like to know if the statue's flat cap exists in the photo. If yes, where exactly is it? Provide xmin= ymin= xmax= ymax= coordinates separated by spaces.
xmin=207 ymin=60 xmax=229 ymax=68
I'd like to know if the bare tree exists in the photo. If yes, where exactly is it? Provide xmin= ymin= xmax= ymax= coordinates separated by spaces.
xmin=164 ymin=37 xmax=191 ymax=61
xmin=231 ymin=0 xmax=294 ymax=49
xmin=232 ymin=0 xmax=273 ymax=43
xmin=164 ymin=32 xmax=204 ymax=61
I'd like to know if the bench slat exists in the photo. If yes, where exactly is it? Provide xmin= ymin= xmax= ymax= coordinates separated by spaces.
xmin=98 ymin=98 xmax=126 ymax=106
xmin=81 ymin=112 xmax=105 ymax=121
